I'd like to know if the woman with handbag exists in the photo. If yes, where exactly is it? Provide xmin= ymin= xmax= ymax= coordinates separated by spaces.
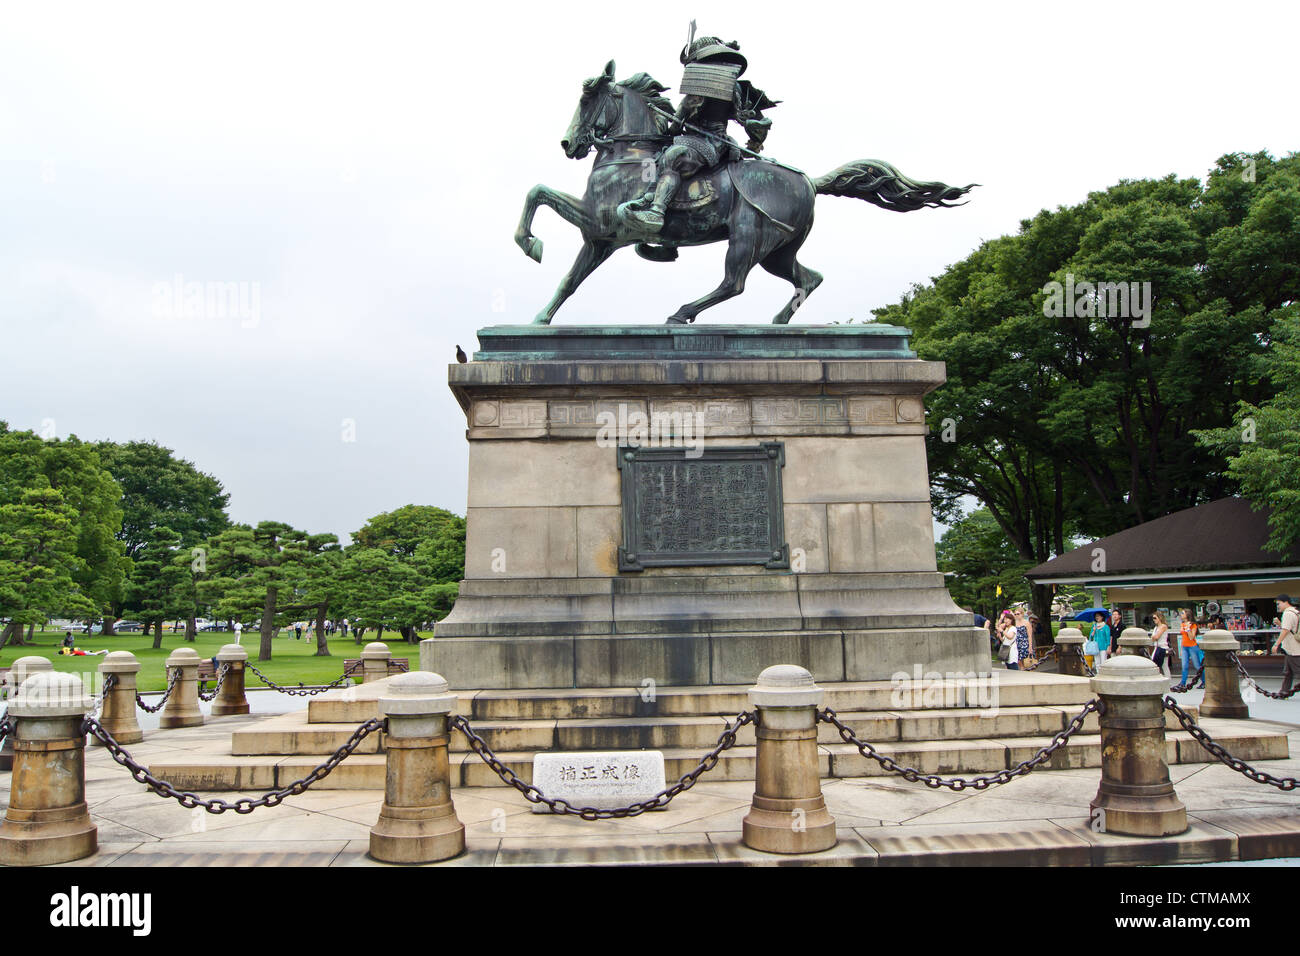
xmin=1086 ymin=611 xmax=1111 ymax=668
xmin=1151 ymin=611 xmax=1172 ymax=676
xmin=1002 ymin=609 xmax=1032 ymax=670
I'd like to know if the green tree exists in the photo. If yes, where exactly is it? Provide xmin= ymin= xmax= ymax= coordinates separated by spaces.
xmin=123 ymin=527 xmax=192 ymax=649
xmin=97 ymin=440 xmax=230 ymax=635
xmin=874 ymin=151 xmax=1298 ymax=620
xmin=195 ymin=522 xmax=337 ymax=661
xmin=0 ymin=424 xmax=127 ymax=641
xmin=0 ymin=487 xmax=100 ymax=645
xmin=936 ymin=509 xmax=1033 ymax=618
xmin=1193 ymin=305 xmax=1300 ymax=559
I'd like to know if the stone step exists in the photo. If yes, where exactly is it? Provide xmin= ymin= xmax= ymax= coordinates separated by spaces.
xmin=147 ymin=716 xmax=1281 ymax=791
xmin=232 ymin=702 xmax=1137 ymax=757
xmin=305 ymin=672 xmax=1096 ymax=724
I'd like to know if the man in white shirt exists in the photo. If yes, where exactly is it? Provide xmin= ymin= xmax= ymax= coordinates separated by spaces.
xmin=233 ymin=620 xmax=243 ymax=646
xmin=1271 ymin=594 xmax=1300 ymax=694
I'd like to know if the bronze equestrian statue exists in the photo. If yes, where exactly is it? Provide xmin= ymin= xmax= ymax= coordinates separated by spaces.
xmin=514 ymin=37 xmax=974 ymax=326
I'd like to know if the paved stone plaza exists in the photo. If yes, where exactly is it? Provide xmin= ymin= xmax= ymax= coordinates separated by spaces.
xmin=9 ymin=685 xmax=1299 ymax=867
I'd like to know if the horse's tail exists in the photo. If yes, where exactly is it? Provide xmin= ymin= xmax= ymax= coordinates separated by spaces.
xmin=813 ymin=159 xmax=976 ymax=212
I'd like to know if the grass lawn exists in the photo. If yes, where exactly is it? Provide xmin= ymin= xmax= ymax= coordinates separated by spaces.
xmin=1 ymin=629 xmax=430 ymax=693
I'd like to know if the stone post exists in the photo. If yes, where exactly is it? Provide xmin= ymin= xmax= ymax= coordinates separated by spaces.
xmin=369 ymin=671 xmax=466 ymax=864
xmin=1118 ymin=626 xmax=1154 ymax=658
xmin=2 ymin=656 xmax=56 ymax=772
xmin=1198 ymin=629 xmax=1249 ymax=719
xmin=212 ymin=644 xmax=250 ymax=716
xmin=1055 ymin=628 xmax=1087 ymax=677
xmin=159 ymin=647 xmax=204 ymax=729
xmin=1090 ymin=655 xmax=1187 ymax=837
xmin=360 ymin=642 xmax=392 ymax=684
xmin=0 ymin=671 xmax=98 ymax=865
xmin=742 ymin=665 xmax=837 ymax=854
xmin=95 ymin=651 xmax=144 ymax=746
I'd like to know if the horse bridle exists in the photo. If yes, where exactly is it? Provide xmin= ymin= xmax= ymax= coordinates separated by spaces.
xmin=580 ymin=84 xmax=669 ymax=166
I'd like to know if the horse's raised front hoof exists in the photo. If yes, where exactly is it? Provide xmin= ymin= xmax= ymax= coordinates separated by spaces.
xmin=517 ymin=236 xmax=543 ymax=263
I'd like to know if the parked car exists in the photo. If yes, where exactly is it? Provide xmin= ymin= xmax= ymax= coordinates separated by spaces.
xmin=114 ymin=620 xmax=144 ymax=632
xmin=197 ymin=622 xmax=229 ymax=632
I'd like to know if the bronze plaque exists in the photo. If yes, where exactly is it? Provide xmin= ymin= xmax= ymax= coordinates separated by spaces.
xmin=617 ymin=443 xmax=789 ymax=571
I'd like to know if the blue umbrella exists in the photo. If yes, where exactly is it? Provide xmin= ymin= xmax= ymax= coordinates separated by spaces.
xmin=1073 ymin=607 xmax=1111 ymax=622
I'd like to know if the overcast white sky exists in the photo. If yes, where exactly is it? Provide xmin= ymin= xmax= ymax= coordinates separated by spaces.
xmin=2 ymin=0 xmax=1296 ymax=542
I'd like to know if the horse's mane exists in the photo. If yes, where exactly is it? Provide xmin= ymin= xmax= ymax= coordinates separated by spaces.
xmin=617 ymin=73 xmax=674 ymax=133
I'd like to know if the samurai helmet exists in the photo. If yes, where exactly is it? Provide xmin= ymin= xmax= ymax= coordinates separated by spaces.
xmin=679 ymin=36 xmax=747 ymax=75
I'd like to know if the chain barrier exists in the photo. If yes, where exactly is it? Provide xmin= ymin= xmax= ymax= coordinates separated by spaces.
xmin=1077 ymin=645 xmax=1096 ymax=678
xmin=817 ymin=698 xmax=1103 ymax=791
xmin=82 ymin=713 xmax=386 ymax=812
xmin=136 ymin=671 xmax=180 ymax=713
xmin=450 ymin=710 xmax=755 ymax=820
xmin=1229 ymin=652 xmax=1300 ymax=701
xmin=1162 ymin=695 xmax=1299 ymax=791
xmin=1169 ymin=666 xmax=1205 ymax=694
xmin=197 ymin=664 xmax=229 ymax=703
xmin=1021 ymin=645 xmax=1057 ymax=672
xmin=244 ymin=660 xmax=359 ymax=697
xmin=0 ymin=714 xmax=11 ymax=747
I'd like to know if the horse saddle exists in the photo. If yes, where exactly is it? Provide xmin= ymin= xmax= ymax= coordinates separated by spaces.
xmin=668 ymin=177 xmax=718 ymax=210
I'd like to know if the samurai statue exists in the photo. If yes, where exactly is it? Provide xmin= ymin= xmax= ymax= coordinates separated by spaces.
xmin=616 ymin=34 xmax=778 ymax=234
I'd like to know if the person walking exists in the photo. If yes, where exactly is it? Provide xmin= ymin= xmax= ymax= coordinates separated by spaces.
xmin=1151 ymin=611 xmax=1172 ymax=677
xmin=1089 ymin=612 xmax=1112 ymax=667
xmin=233 ymin=620 xmax=242 ymax=646
xmin=1271 ymin=595 xmax=1300 ymax=695
xmin=1178 ymin=608 xmax=1203 ymax=689
xmin=294 ymin=622 xmax=303 ymax=641
xmin=1109 ymin=609 xmax=1124 ymax=656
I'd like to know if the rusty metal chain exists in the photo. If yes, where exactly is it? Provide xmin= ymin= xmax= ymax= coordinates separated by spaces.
xmin=1077 ymin=644 xmax=1096 ymax=678
xmin=818 ymin=698 xmax=1103 ymax=791
xmin=450 ymin=710 xmax=755 ymax=820
xmin=1169 ymin=665 xmax=1206 ymax=694
xmin=244 ymin=660 xmax=358 ymax=697
xmin=1162 ymin=695 xmax=1299 ymax=791
xmin=82 ymin=713 xmax=386 ymax=812
xmin=1021 ymin=645 xmax=1057 ymax=672
xmin=1229 ymin=652 xmax=1300 ymax=700
xmin=197 ymin=664 xmax=229 ymax=703
xmin=0 ymin=714 xmax=11 ymax=747
xmin=136 ymin=671 xmax=180 ymax=713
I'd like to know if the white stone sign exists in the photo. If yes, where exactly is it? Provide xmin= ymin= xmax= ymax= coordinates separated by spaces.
xmin=530 ymin=751 xmax=667 ymax=813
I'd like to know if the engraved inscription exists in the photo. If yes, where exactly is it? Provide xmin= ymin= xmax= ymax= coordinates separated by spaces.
xmin=619 ymin=443 xmax=789 ymax=570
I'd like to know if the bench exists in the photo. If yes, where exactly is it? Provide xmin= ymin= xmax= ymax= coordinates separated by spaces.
xmin=343 ymin=658 xmax=410 ymax=678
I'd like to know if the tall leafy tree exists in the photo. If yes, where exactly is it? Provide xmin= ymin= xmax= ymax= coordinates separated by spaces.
xmin=98 ymin=440 xmax=230 ymax=634
xmin=0 ymin=487 xmax=100 ymax=646
xmin=0 ymin=424 xmax=127 ymax=640
xmin=1194 ymin=305 xmax=1300 ymax=559
xmin=123 ymin=527 xmax=192 ymax=648
xmin=874 ymin=151 xmax=1298 ymax=619
xmin=195 ymin=522 xmax=337 ymax=661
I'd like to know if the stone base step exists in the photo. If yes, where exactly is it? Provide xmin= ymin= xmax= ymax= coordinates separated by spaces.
xmin=306 ymin=672 xmax=1095 ymax=724
xmin=148 ymin=717 xmax=1283 ymax=791
xmin=231 ymin=703 xmax=1191 ymax=756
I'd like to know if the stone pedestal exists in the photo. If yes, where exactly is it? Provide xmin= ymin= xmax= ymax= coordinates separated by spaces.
xmin=159 ymin=647 xmax=204 ymax=729
xmin=96 ymin=652 xmax=144 ymax=745
xmin=360 ymin=643 xmax=392 ymax=684
xmin=423 ymin=324 xmax=983 ymax=689
xmin=1090 ymin=656 xmax=1187 ymax=837
xmin=1118 ymin=626 xmax=1154 ymax=658
xmin=0 ymin=656 xmax=54 ymax=771
xmin=1198 ymin=629 xmax=1249 ymax=719
xmin=212 ymin=644 xmax=250 ymax=716
xmin=1055 ymin=628 xmax=1087 ymax=677
xmin=0 ymin=672 xmax=98 ymax=865
xmin=368 ymin=671 xmax=466 ymax=864
xmin=742 ymin=665 xmax=837 ymax=854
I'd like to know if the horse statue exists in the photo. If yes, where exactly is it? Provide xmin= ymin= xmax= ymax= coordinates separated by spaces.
xmin=514 ymin=60 xmax=974 ymax=325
